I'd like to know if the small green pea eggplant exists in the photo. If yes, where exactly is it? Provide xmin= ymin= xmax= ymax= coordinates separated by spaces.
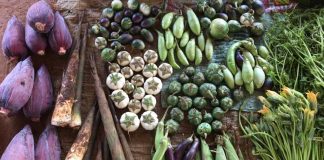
xmin=110 ymin=41 xmax=124 ymax=50
xmin=132 ymin=13 xmax=144 ymax=24
xmin=114 ymin=11 xmax=124 ymax=23
xmin=131 ymin=39 xmax=145 ymax=50
xmin=200 ymin=17 xmax=211 ymax=29
xmin=140 ymin=3 xmax=151 ymax=16
xmin=111 ymin=0 xmax=123 ymax=11
xmin=102 ymin=8 xmax=114 ymax=19
xmin=101 ymin=48 xmax=116 ymax=62
xmin=127 ymin=0 xmax=139 ymax=10
xmin=129 ymin=26 xmax=141 ymax=35
xmin=204 ymin=6 xmax=216 ymax=19
xmin=140 ymin=28 xmax=154 ymax=42
xmin=141 ymin=17 xmax=156 ymax=28
xmin=115 ymin=33 xmax=133 ymax=44
xmin=100 ymin=18 xmax=110 ymax=28
xmin=121 ymin=17 xmax=133 ymax=30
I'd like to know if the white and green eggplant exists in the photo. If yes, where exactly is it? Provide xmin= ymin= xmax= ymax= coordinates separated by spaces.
xmin=111 ymin=89 xmax=129 ymax=109
xmin=120 ymin=112 xmax=140 ymax=132
xmin=131 ymin=74 xmax=145 ymax=87
xmin=128 ymin=99 xmax=142 ymax=114
xmin=106 ymin=72 xmax=125 ymax=90
xmin=158 ymin=63 xmax=173 ymax=79
xmin=130 ymin=56 xmax=145 ymax=72
xmin=123 ymin=81 xmax=135 ymax=94
xmin=144 ymin=50 xmax=158 ymax=63
xmin=234 ymin=69 xmax=244 ymax=86
xmin=108 ymin=63 xmax=120 ymax=73
xmin=117 ymin=51 xmax=132 ymax=66
xmin=121 ymin=67 xmax=134 ymax=79
xmin=143 ymin=63 xmax=158 ymax=78
xmin=144 ymin=77 xmax=162 ymax=95
xmin=140 ymin=111 xmax=158 ymax=130
xmin=133 ymin=87 xmax=145 ymax=100
xmin=142 ymin=95 xmax=156 ymax=110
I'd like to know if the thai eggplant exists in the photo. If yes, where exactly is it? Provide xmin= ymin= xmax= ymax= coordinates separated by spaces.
xmin=0 ymin=125 xmax=34 ymax=160
xmin=35 ymin=125 xmax=61 ymax=160
xmin=24 ymin=65 xmax=53 ymax=121
xmin=2 ymin=16 xmax=28 ymax=58
xmin=49 ymin=11 xmax=72 ymax=55
xmin=26 ymin=0 xmax=54 ymax=33
xmin=25 ymin=24 xmax=47 ymax=55
xmin=0 ymin=57 xmax=34 ymax=116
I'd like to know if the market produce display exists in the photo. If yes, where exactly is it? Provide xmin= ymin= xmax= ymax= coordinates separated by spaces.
xmin=1 ymin=0 xmax=324 ymax=160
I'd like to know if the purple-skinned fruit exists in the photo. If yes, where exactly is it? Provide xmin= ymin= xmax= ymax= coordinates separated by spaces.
xmin=0 ymin=57 xmax=34 ymax=116
xmin=25 ymin=24 xmax=47 ymax=55
xmin=48 ymin=11 xmax=72 ymax=55
xmin=0 ymin=125 xmax=34 ymax=160
xmin=24 ymin=65 xmax=53 ymax=121
xmin=35 ymin=124 xmax=61 ymax=160
xmin=2 ymin=16 xmax=28 ymax=59
xmin=26 ymin=0 xmax=54 ymax=33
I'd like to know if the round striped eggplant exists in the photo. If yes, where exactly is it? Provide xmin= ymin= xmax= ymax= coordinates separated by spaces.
xmin=2 ymin=16 xmax=28 ymax=59
xmin=24 ymin=65 xmax=53 ymax=121
xmin=26 ymin=0 xmax=54 ymax=33
xmin=25 ymin=24 xmax=47 ymax=55
xmin=48 ymin=11 xmax=72 ymax=55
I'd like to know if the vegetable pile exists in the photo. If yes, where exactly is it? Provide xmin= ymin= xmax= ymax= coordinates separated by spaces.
xmin=226 ymin=38 xmax=273 ymax=94
xmin=240 ymin=87 xmax=323 ymax=160
xmin=164 ymin=65 xmax=243 ymax=137
xmin=92 ymin=0 xmax=160 ymax=54
xmin=2 ymin=0 xmax=72 ymax=58
xmin=196 ymin=0 xmax=266 ymax=36
xmin=264 ymin=9 xmax=324 ymax=126
xmin=106 ymin=50 xmax=173 ymax=132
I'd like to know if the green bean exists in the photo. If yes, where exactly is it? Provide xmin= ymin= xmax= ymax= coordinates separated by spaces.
xmin=156 ymin=30 xmax=168 ymax=61
xmin=242 ymin=51 xmax=255 ymax=67
xmin=226 ymin=41 xmax=242 ymax=74
xmin=173 ymin=16 xmax=184 ymax=39
xmin=186 ymin=8 xmax=201 ymax=36
xmin=168 ymin=45 xmax=181 ymax=70
xmin=215 ymin=145 xmax=226 ymax=160
xmin=152 ymin=133 xmax=169 ymax=160
xmin=200 ymin=138 xmax=213 ymax=160
xmin=155 ymin=107 xmax=169 ymax=149
xmin=242 ymin=58 xmax=254 ymax=84
xmin=195 ymin=46 xmax=203 ymax=66
xmin=180 ymin=31 xmax=190 ymax=47
xmin=165 ymin=29 xmax=175 ymax=49
xmin=186 ymin=38 xmax=196 ymax=61
xmin=223 ymin=134 xmax=239 ymax=160
xmin=176 ymin=44 xmax=189 ymax=66
xmin=198 ymin=33 xmax=205 ymax=51
xmin=161 ymin=12 xmax=175 ymax=30
xmin=205 ymin=37 xmax=213 ymax=61
xmin=221 ymin=65 xmax=235 ymax=89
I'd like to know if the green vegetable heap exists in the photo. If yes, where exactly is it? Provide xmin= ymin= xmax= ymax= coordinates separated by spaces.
xmin=164 ymin=66 xmax=245 ymax=137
